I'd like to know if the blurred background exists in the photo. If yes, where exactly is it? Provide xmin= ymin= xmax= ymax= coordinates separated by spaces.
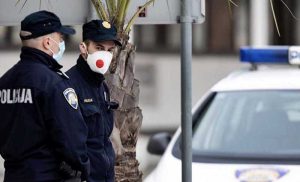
xmin=0 ymin=0 xmax=299 ymax=180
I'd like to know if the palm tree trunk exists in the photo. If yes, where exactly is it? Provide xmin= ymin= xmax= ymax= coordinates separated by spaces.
xmin=106 ymin=39 xmax=143 ymax=182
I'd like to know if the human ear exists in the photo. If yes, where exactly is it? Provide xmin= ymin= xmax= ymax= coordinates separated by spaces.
xmin=79 ymin=42 xmax=88 ymax=59
xmin=42 ymin=37 xmax=51 ymax=50
xmin=79 ymin=42 xmax=87 ymax=53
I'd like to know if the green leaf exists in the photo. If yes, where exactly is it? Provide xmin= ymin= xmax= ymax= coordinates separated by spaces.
xmin=106 ymin=0 xmax=117 ymax=21
xmin=91 ymin=0 xmax=110 ymax=21
xmin=123 ymin=0 xmax=131 ymax=21
xmin=91 ymin=0 xmax=103 ymax=20
xmin=124 ymin=0 xmax=155 ymax=34
xmin=115 ymin=0 xmax=127 ymax=32
xmin=111 ymin=0 xmax=117 ymax=16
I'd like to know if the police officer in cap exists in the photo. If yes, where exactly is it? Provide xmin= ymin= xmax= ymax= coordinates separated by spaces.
xmin=66 ymin=20 xmax=121 ymax=182
xmin=0 ymin=11 xmax=90 ymax=182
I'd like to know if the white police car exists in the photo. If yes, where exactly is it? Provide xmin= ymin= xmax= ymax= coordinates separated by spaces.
xmin=145 ymin=46 xmax=300 ymax=182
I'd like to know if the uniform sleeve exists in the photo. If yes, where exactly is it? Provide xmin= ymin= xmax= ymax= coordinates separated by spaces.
xmin=44 ymin=80 xmax=90 ymax=180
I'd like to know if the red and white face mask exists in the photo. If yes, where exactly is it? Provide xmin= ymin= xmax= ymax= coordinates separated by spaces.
xmin=86 ymin=50 xmax=113 ymax=75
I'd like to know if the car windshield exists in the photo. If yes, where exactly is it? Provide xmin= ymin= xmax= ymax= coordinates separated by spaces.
xmin=192 ymin=90 xmax=300 ymax=157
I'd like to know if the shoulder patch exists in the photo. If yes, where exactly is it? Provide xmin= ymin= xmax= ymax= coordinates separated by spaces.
xmin=63 ymin=88 xmax=78 ymax=109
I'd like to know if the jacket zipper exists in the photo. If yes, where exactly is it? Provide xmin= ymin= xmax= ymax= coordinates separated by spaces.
xmin=98 ymin=86 xmax=111 ymax=179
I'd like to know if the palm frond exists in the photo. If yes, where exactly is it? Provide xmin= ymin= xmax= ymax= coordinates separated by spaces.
xmin=91 ymin=0 xmax=110 ymax=21
xmin=227 ymin=0 xmax=238 ymax=18
xmin=115 ymin=0 xmax=127 ymax=32
xmin=270 ymin=0 xmax=281 ymax=37
xmin=280 ymin=0 xmax=298 ymax=20
xmin=123 ymin=0 xmax=131 ymax=22
xmin=111 ymin=0 xmax=117 ymax=20
xmin=106 ymin=0 xmax=117 ymax=21
xmin=228 ymin=0 xmax=238 ymax=7
xmin=15 ymin=0 xmax=22 ymax=6
xmin=15 ymin=0 xmax=29 ymax=12
xmin=91 ymin=0 xmax=102 ymax=20
xmin=227 ymin=0 xmax=233 ymax=17
xmin=20 ymin=0 xmax=28 ymax=12
xmin=117 ymin=0 xmax=120 ymax=13
xmin=98 ymin=0 xmax=110 ymax=21
xmin=16 ymin=0 xmax=45 ymax=10
xmin=124 ymin=0 xmax=155 ymax=34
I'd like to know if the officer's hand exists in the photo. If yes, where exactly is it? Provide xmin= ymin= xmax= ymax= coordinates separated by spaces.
xmin=59 ymin=161 xmax=77 ymax=179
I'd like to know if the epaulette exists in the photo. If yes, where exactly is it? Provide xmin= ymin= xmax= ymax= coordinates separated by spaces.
xmin=56 ymin=71 xmax=70 ymax=79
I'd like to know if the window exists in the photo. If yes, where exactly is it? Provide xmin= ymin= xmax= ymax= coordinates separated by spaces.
xmin=192 ymin=90 xmax=300 ymax=157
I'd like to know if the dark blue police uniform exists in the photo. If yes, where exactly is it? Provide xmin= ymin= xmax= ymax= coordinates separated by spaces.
xmin=0 ymin=47 xmax=90 ymax=182
xmin=66 ymin=56 xmax=115 ymax=182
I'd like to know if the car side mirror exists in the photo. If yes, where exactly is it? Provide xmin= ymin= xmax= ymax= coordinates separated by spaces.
xmin=147 ymin=132 xmax=172 ymax=155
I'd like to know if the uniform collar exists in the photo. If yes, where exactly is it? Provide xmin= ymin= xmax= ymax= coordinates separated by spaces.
xmin=20 ymin=46 xmax=63 ymax=71
xmin=76 ymin=55 xmax=105 ymax=86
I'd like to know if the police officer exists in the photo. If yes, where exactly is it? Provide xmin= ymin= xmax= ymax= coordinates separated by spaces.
xmin=66 ymin=20 xmax=121 ymax=182
xmin=0 ymin=11 xmax=90 ymax=182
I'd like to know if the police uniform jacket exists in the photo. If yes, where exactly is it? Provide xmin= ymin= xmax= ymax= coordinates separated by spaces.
xmin=66 ymin=55 xmax=115 ymax=182
xmin=0 ymin=47 xmax=90 ymax=182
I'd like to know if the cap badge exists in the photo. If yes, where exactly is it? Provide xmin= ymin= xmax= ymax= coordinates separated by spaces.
xmin=102 ymin=21 xmax=111 ymax=29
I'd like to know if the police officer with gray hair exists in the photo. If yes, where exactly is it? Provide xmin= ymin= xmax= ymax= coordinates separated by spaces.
xmin=0 ymin=11 xmax=90 ymax=182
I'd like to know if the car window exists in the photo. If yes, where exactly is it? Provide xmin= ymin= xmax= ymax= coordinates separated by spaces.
xmin=192 ymin=90 xmax=300 ymax=157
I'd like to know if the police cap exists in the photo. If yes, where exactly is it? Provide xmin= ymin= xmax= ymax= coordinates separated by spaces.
xmin=20 ymin=10 xmax=75 ymax=40
xmin=82 ymin=20 xmax=122 ymax=46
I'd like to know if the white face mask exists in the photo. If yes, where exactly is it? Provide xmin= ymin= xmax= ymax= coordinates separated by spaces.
xmin=86 ymin=51 xmax=113 ymax=74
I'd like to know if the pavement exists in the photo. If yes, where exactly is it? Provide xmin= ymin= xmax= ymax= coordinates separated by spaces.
xmin=0 ymin=50 xmax=244 ymax=180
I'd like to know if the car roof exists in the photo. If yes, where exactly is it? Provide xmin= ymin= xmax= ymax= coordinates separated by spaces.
xmin=211 ymin=66 xmax=300 ymax=91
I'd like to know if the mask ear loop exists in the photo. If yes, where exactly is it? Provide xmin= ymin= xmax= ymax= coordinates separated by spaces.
xmin=47 ymin=37 xmax=58 ymax=56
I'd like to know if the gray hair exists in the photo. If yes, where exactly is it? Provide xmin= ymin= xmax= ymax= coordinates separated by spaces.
xmin=21 ymin=33 xmax=55 ymax=48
